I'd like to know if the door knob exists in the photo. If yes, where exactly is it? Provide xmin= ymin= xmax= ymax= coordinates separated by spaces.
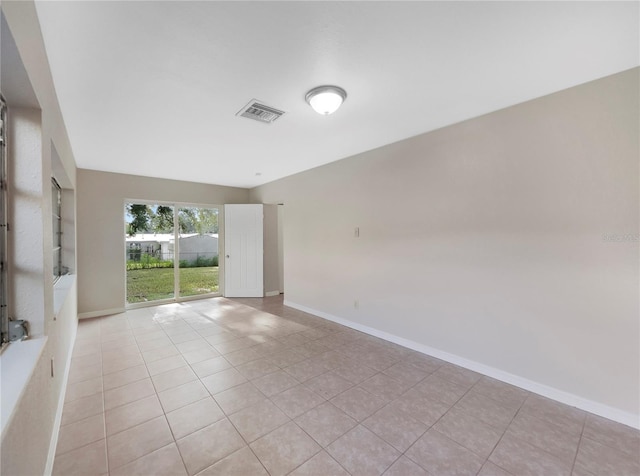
xmin=226 ymin=255 xmax=230 ymax=258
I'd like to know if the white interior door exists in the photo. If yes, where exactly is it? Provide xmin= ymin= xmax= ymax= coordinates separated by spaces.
xmin=224 ymin=204 xmax=263 ymax=297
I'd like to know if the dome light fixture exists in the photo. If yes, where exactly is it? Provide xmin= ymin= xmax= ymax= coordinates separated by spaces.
xmin=305 ymin=85 xmax=347 ymax=115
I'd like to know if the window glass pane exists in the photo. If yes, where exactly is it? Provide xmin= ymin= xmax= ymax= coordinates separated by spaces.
xmin=52 ymin=179 xmax=61 ymax=278
xmin=178 ymin=207 xmax=219 ymax=297
xmin=53 ymin=248 xmax=60 ymax=277
xmin=125 ymin=203 xmax=174 ymax=303
xmin=52 ymin=207 xmax=60 ymax=248
xmin=51 ymin=182 xmax=59 ymax=215
xmin=0 ymin=95 xmax=8 ymax=344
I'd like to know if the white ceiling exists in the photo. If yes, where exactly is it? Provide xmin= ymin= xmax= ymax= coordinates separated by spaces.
xmin=34 ymin=1 xmax=638 ymax=189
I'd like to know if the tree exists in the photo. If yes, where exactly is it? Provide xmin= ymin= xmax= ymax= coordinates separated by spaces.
xmin=178 ymin=208 xmax=197 ymax=233
xmin=196 ymin=208 xmax=218 ymax=234
xmin=126 ymin=204 xmax=151 ymax=235
xmin=126 ymin=204 xmax=219 ymax=235
xmin=152 ymin=206 xmax=173 ymax=233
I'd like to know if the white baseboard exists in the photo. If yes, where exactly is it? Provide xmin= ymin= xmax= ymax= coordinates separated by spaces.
xmin=284 ymin=300 xmax=639 ymax=430
xmin=44 ymin=321 xmax=78 ymax=476
xmin=265 ymin=290 xmax=280 ymax=297
xmin=78 ymin=307 xmax=125 ymax=319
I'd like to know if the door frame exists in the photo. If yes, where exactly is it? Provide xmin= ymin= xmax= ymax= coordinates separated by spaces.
xmin=123 ymin=198 xmax=225 ymax=308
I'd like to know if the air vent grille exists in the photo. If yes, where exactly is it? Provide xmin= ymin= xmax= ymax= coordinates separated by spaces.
xmin=236 ymin=100 xmax=285 ymax=124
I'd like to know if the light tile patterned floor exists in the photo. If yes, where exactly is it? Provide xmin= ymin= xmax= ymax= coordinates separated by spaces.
xmin=53 ymin=296 xmax=640 ymax=476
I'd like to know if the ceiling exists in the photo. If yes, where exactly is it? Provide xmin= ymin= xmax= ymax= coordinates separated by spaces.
xmin=34 ymin=1 xmax=638 ymax=189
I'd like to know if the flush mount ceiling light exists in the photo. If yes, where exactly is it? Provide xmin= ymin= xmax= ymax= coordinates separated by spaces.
xmin=305 ymin=85 xmax=347 ymax=115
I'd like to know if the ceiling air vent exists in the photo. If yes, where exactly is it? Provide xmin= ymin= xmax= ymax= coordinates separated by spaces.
xmin=236 ymin=100 xmax=285 ymax=124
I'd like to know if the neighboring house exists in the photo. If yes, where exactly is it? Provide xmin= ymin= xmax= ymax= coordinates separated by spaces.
xmin=126 ymin=233 xmax=218 ymax=262
xmin=175 ymin=234 xmax=219 ymax=263
xmin=125 ymin=233 xmax=169 ymax=260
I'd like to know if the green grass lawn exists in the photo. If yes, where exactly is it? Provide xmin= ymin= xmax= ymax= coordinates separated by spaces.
xmin=127 ymin=267 xmax=219 ymax=303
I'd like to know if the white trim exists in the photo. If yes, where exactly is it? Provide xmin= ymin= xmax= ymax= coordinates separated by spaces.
xmin=177 ymin=293 xmax=223 ymax=303
xmin=123 ymin=200 xmax=225 ymax=304
xmin=78 ymin=307 xmax=125 ymax=319
xmin=284 ymin=300 xmax=640 ymax=430
xmin=126 ymin=298 xmax=174 ymax=310
xmin=124 ymin=292 xmax=223 ymax=312
xmin=53 ymin=275 xmax=76 ymax=318
xmin=44 ymin=321 xmax=77 ymax=476
xmin=265 ymin=290 xmax=280 ymax=297
xmin=173 ymin=204 xmax=180 ymax=300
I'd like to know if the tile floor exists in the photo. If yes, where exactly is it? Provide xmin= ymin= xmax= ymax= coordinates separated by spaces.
xmin=54 ymin=296 xmax=640 ymax=476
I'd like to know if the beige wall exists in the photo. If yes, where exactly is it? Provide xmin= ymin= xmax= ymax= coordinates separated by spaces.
xmin=263 ymin=204 xmax=280 ymax=295
xmin=1 ymin=2 xmax=79 ymax=474
xmin=251 ymin=69 xmax=640 ymax=422
xmin=76 ymin=169 xmax=249 ymax=315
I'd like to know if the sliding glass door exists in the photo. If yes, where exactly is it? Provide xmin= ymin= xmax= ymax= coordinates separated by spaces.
xmin=125 ymin=202 xmax=220 ymax=305
xmin=178 ymin=207 xmax=220 ymax=297
xmin=125 ymin=203 xmax=175 ymax=303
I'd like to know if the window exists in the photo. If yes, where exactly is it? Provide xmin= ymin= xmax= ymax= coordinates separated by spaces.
xmin=52 ymin=177 xmax=62 ymax=281
xmin=125 ymin=202 xmax=220 ymax=304
xmin=1 ymin=95 xmax=8 ymax=345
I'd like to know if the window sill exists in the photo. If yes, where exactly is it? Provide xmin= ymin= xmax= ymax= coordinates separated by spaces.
xmin=0 ymin=276 xmax=75 ymax=434
xmin=0 ymin=336 xmax=48 ymax=434
xmin=53 ymin=274 xmax=75 ymax=318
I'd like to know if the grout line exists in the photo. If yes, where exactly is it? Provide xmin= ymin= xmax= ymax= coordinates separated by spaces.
xmin=126 ymin=307 xmax=191 ymax=476
xmin=570 ymin=417 xmax=587 ymax=475
xmin=98 ymin=323 xmax=110 ymax=475
xmin=67 ymin=296 xmax=629 ymax=476
xmin=480 ymin=398 xmax=525 ymax=476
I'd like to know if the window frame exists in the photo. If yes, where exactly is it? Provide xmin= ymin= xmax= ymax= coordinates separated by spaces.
xmin=1 ymin=94 xmax=9 ymax=346
xmin=52 ymin=177 xmax=62 ymax=282
xmin=124 ymin=200 xmax=223 ymax=307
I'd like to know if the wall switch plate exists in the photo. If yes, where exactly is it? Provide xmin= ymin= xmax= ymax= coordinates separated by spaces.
xmin=355 ymin=227 xmax=359 ymax=238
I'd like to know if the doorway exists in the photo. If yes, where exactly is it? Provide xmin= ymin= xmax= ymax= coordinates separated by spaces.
xmin=277 ymin=203 xmax=284 ymax=295
xmin=124 ymin=202 xmax=221 ymax=305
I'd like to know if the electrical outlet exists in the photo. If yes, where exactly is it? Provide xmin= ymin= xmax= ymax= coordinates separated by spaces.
xmin=354 ymin=300 xmax=359 ymax=309
xmin=354 ymin=227 xmax=359 ymax=238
